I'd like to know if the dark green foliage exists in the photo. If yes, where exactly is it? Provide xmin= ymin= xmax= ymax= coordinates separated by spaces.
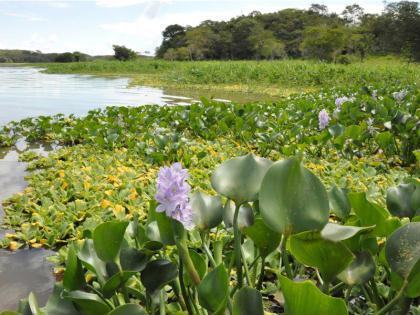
xmin=112 ymin=45 xmax=137 ymax=61
xmin=156 ymin=1 xmax=420 ymax=61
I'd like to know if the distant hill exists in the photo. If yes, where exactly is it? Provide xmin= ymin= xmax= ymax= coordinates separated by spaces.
xmin=0 ymin=49 xmax=115 ymax=63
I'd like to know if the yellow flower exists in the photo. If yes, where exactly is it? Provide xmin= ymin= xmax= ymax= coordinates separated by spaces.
xmin=31 ymin=243 xmax=43 ymax=249
xmin=59 ymin=170 xmax=65 ymax=178
xmin=100 ymin=199 xmax=112 ymax=209
xmin=83 ymin=181 xmax=91 ymax=190
xmin=105 ymin=190 xmax=114 ymax=196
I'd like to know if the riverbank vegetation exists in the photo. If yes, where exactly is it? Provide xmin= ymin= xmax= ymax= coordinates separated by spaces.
xmin=0 ymin=74 xmax=419 ymax=313
xmin=40 ymin=57 xmax=420 ymax=97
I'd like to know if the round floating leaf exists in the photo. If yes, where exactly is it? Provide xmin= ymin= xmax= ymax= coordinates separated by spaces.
xmin=63 ymin=244 xmax=86 ymax=291
xmin=108 ymin=304 xmax=147 ymax=315
xmin=260 ymin=157 xmax=329 ymax=235
xmin=141 ymin=259 xmax=178 ymax=294
xmin=386 ymin=183 xmax=417 ymax=218
xmin=211 ymin=153 xmax=273 ymax=204
xmin=385 ymin=222 xmax=420 ymax=279
xmin=198 ymin=264 xmax=229 ymax=315
xmin=243 ymin=216 xmax=281 ymax=257
xmin=93 ymin=221 xmax=129 ymax=262
xmin=223 ymin=201 xmax=254 ymax=229
xmin=120 ymin=248 xmax=148 ymax=272
xmin=321 ymin=223 xmax=374 ymax=242
xmin=290 ymin=231 xmax=354 ymax=282
xmin=232 ymin=287 xmax=264 ymax=315
xmin=279 ymin=275 xmax=348 ymax=315
xmin=63 ymin=291 xmax=111 ymax=315
xmin=328 ymin=186 xmax=350 ymax=219
xmin=191 ymin=191 xmax=223 ymax=230
xmin=337 ymin=252 xmax=376 ymax=286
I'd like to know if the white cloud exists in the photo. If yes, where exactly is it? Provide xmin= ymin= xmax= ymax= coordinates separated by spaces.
xmin=95 ymin=0 xmax=169 ymax=8
xmin=1 ymin=11 xmax=46 ymax=21
xmin=48 ymin=2 xmax=71 ymax=8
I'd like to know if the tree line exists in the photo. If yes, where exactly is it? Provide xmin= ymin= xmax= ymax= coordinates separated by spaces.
xmin=156 ymin=1 xmax=420 ymax=62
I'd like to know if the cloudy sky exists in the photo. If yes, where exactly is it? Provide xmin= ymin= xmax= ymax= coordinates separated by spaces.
xmin=0 ymin=0 xmax=386 ymax=55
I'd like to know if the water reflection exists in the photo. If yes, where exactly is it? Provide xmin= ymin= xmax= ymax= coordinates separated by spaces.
xmin=0 ymin=67 xmax=199 ymax=125
xmin=0 ymin=140 xmax=57 ymax=310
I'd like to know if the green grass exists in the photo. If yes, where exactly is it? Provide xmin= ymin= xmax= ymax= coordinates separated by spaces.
xmin=37 ymin=57 xmax=420 ymax=97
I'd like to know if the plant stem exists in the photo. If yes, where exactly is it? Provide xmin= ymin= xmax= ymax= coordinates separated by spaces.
xmin=179 ymin=261 xmax=194 ymax=315
xmin=280 ymin=234 xmax=293 ymax=279
xmin=201 ymin=233 xmax=217 ymax=268
xmin=257 ymin=256 xmax=266 ymax=290
xmin=160 ymin=290 xmax=166 ymax=315
xmin=375 ymin=281 xmax=408 ymax=315
xmin=233 ymin=202 xmax=243 ymax=288
xmin=369 ymin=280 xmax=384 ymax=309
xmin=240 ymin=245 xmax=252 ymax=287
xmin=173 ymin=221 xmax=201 ymax=286
xmin=171 ymin=279 xmax=187 ymax=311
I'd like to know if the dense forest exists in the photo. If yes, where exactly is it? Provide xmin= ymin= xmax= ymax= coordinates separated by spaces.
xmin=156 ymin=1 xmax=420 ymax=62
xmin=1 ymin=1 xmax=419 ymax=64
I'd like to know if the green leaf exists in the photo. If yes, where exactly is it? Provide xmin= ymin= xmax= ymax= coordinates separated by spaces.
xmin=223 ymin=201 xmax=254 ymax=229
xmin=232 ymin=287 xmax=264 ymax=315
xmin=44 ymin=284 xmax=81 ymax=315
xmin=386 ymin=183 xmax=417 ymax=218
xmin=120 ymin=248 xmax=148 ymax=272
xmin=211 ymin=153 xmax=272 ymax=204
xmin=76 ymin=239 xmax=108 ymax=284
xmin=406 ymin=259 xmax=420 ymax=298
xmin=290 ymin=231 xmax=354 ymax=282
xmin=93 ymin=221 xmax=129 ymax=262
xmin=337 ymin=252 xmax=376 ymax=286
xmin=63 ymin=291 xmax=111 ymax=315
xmin=321 ymin=223 xmax=374 ymax=242
xmin=198 ymin=264 xmax=229 ymax=315
xmin=328 ymin=186 xmax=350 ymax=219
xmin=63 ymin=244 xmax=86 ymax=291
xmin=108 ymin=304 xmax=147 ymax=315
xmin=102 ymin=271 xmax=136 ymax=298
xmin=184 ymin=249 xmax=207 ymax=286
xmin=28 ymin=293 xmax=42 ymax=315
xmin=349 ymin=192 xmax=401 ymax=237
xmin=279 ymin=275 xmax=348 ymax=315
xmin=243 ymin=216 xmax=281 ymax=257
xmin=140 ymin=259 xmax=178 ymax=294
xmin=260 ymin=157 xmax=329 ymax=235
xmin=385 ymin=222 xmax=420 ymax=279
xmin=190 ymin=191 xmax=223 ymax=230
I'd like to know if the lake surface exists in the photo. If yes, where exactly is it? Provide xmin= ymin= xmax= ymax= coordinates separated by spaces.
xmin=0 ymin=141 xmax=57 ymax=310
xmin=0 ymin=66 xmax=201 ymax=125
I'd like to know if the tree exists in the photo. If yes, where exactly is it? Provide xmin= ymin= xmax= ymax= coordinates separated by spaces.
xmin=301 ymin=26 xmax=347 ymax=61
xmin=112 ymin=45 xmax=137 ymax=61
xmin=156 ymin=24 xmax=186 ymax=58
xmin=342 ymin=4 xmax=365 ymax=25
xmin=249 ymin=25 xmax=285 ymax=59
xmin=54 ymin=52 xmax=75 ymax=62
xmin=309 ymin=4 xmax=328 ymax=15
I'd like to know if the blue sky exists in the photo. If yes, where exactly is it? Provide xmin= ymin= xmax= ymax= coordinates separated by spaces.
xmin=0 ymin=0 xmax=386 ymax=55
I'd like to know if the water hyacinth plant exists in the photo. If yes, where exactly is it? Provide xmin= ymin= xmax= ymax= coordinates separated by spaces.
xmin=11 ymin=154 xmax=420 ymax=315
xmin=318 ymin=109 xmax=330 ymax=130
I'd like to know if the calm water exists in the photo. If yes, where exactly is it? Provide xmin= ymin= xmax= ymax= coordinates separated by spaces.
xmin=0 ymin=141 xmax=57 ymax=310
xmin=0 ymin=66 xmax=200 ymax=125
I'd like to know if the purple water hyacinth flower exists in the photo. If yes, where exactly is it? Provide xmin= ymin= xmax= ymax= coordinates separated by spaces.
xmin=392 ymin=90 xmax=407 ymax=102
xmin=318 ymin=109 xmax=330 ymax=130
xmin=155 ymin=162 xmax=194 ymax=229
xmin=335 ymin=96 xmax=349 ymax=110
